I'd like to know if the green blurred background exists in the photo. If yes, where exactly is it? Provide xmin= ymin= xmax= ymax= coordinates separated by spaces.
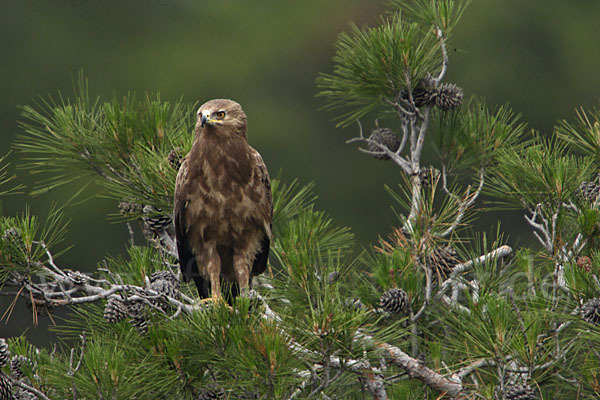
xmin=2 ymin=1 xmax=600 ymax=342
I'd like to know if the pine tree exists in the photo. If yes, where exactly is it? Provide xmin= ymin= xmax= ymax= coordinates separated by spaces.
xmin=1 ymin=1 xmax=600 ymax=399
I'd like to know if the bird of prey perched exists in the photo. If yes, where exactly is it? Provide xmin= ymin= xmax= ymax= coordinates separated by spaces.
xmin=173 ymin=99 xmax=272 ymax=303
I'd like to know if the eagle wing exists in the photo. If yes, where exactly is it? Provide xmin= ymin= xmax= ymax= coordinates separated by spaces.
xmin=249 ymin=147 xmax=272 ymax=277
xmin=173 ymin=154 xmax=209 ymax=298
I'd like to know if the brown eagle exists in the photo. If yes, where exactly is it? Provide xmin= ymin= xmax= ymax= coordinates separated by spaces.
xmin=173 ymin=99 xmax=272 ymax=302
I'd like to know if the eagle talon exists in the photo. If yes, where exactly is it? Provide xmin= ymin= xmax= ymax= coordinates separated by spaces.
xmin=198 ymin=297 xmax=217 ymax=303
xmin=196 ymin=297 xmax=233 ymax=311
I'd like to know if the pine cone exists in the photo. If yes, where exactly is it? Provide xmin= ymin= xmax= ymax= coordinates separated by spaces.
xmin=345 ymin=298 xmax=366 ymax=312
xmin=401 ymin=74 xmax=438 ymax=107
xmin=126 ymin=300 xmax=149 ymax=334
xmin=150 ymin=270 xmax=179 ymax=287
xmin=379 ymin=288 xmax=409 ymax=315
xmin=2 ymin=228 xmax=26 ymax=258
xmin=576 ymin=256 xmax=592 ymax=273
xmin=418 ymin=166 xmax=440 ymax=187
xmin=150 ymin=270 xmax=180 ymax=300
xmin=435 ymin=83 xmax=463 ymax=111
xmin=327 ymin=271 xmax=339 ymax=284
xmin=2 ymin=227 xmax=20 ymax=242
xmin=0 ymin=372 xmax=12 ymax=400
xmin=131 ymin=317 xmax=149 ymax=334
xmin=582 ymin=298 xmax=600 ymax=325
xmin=198 ymin=385 xmax=225 ymax=400
xmin=103 ymin=297 xmax=128 ymax=324
xmin=426 ymin=246 xmax=459 ymax=278
xmin=0 ymin=339 xmax=9 ymax=368
xmin=505 ymin=384 xmax=536 ymax=400
xmin=118 ymin=201 xmax=142 ymax=216
xmin=14 ymin=388 xmax=37 ymax=400
xmin=142 ymin=205 xmax=173 ymax=236
xmin=10 ymin=355 xmax=28 ymax=380
xmin=168 ymin=148 xmax=184 ymax=170
xmin=234 ymin=391 xmax=259 ymax=399
xmin=367 ymin=128 xmax=400 ymax=160
xmin=576 ymin=181 xmax=600 ymax=203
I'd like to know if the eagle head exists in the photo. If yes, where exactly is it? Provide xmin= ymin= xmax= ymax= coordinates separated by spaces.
xmin=196 ymin=99 xmax=247 ymax=137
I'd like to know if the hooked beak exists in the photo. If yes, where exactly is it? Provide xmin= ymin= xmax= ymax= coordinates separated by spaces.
xmin=199 ymin=110 xmax=220 ymax=127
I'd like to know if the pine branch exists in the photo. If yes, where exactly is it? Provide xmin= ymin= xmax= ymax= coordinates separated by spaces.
xmin=0 ymin=152 xmax=24 ymax=196
xmin=2 ymin=244 xmax=199 ymax=320
xmin=524 ymin=205 xmax=553 ymax=252
xmin=444 ymin=244 xmax=512 ymax=278
xmin=7 ymin=3 xmax=600 ymax=396
xmin=259 ymin=290 xmax=469 ymax=398
xmin=437 ymin=245 xmax=513 ymax=305
xmin=356 ymin=331 xmax=463 ymax=397
xmin=11 ymin=379 xmax=51 ymax=400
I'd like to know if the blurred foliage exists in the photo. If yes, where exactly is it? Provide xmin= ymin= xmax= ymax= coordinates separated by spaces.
xmin=487 ymin=132 xmax=595 ymax=209
xmin=558 ymin=105 xmax=600 ymax=165
xmin=0 ymin=205 xmax=69 ymax=274
xmin=317 ymin=0 xmax=470 ymax=126
xmin=392 ymin=0 xmax=471 ymax=33
xmin=317 ymin=13 xmax=441 ymax=126
xmin=431 ymin=98 xmax=528 ymax=173
xmin=0 ymin=153 xmax=22 ymax=197
xmin=16 ymin=75 xmax=194 ymax=212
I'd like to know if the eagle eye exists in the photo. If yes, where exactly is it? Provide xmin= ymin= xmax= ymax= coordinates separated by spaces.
xmin=215 ymin=111 xmax=226 ymax=120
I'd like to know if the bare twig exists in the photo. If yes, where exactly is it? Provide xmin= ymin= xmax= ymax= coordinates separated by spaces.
xmin=439 ymin=294 xmax=471 ymax=314
xmin=39 ymin=240 xmax=67 ymax=277
xmin=382 ymin=96 xmax=415 ymax=118
xmin=404 ymin=174 xmax=423 ymax=234
xmin=126 ymin=222 xmax=135 ymax=246
xmin=442 ymin=245 xmax=513 ymax=281
xmin=411 ymin=106 xmax=431 ymax=170
xmin=524 ymin=205 xmax=553 ymax=253
xmin=68 ymin=332 xmax=87 ymax=400
xmin=79 ymin=148 xmax=120 ymax=185
xmin=68 ymin=332 xmax=87 ymax=376
xmin=412 ymin=264 xmax=432 ymax=322
xmin=439 ymin=168 xmax=485 ymax=238
xmin=455 ymin=358 xmax=494 ymax=380
xmin=357 ymin=331 xmax=463 ymax=397
xmin=433 ymin=26 xmax=449 ymax=84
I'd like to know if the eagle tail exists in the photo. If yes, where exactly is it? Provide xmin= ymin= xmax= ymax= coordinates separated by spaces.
xmin=192 ymin=274 xmax=211 ymax=299
xmin=221 ymin=280 xmax=240 ymax=305
xmin=251 ymin=234 xmax=270 ymax=276
xmin=192 ymin=276 xmax=239 ymax=305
